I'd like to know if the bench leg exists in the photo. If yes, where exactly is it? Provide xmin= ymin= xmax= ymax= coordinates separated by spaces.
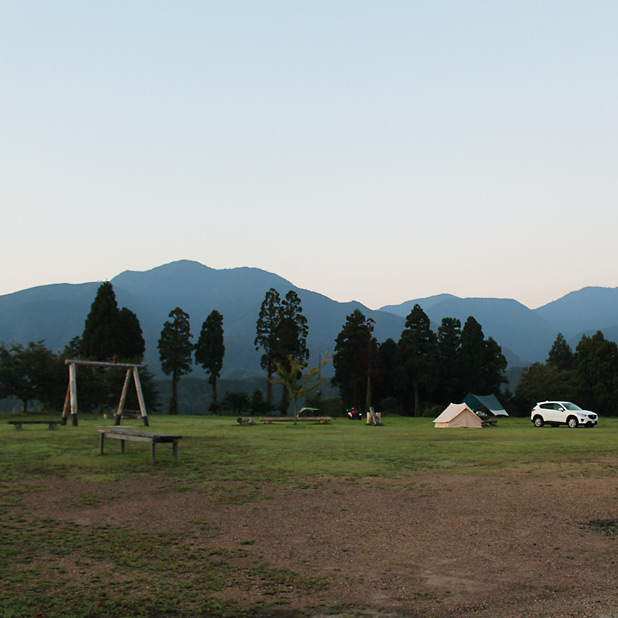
xmin=173 ymin=440 xmax=178 ymax=463
xmin=120 ymin=439 xmax=125 ymax=454
xmin=150 ymin=442 xmax=156 ymax=464
xmin=99 ymin=432 xmax=105 ymax=455
xmin=14 ymin=423 xmax=22 ymax=430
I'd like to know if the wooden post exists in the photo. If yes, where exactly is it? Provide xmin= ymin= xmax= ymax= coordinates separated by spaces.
xmin=150 ymin=441 xmax=156 ymax=464
xmin=115 ymin=368 xmax=132 ymax=425
xmin=62 ymin=382 xmax=71 ymax=425
xmin=99 ymin=432 xmax=105 ymax=455
xmin=133 ymin=367 xmax=149 ymax=427
xmin=69 ymin=362 xmax=79 ymax=426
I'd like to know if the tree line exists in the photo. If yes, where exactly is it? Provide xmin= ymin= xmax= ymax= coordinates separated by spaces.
xmin=3 ymin=281 xmax=618 ymax=417
xmin=331 ymin=306 xmax=507 ymax=416
xmin=513 ymin=331 xmax=618 ymax=416
xmin=0 ymin=281 xmax=156 ymax=413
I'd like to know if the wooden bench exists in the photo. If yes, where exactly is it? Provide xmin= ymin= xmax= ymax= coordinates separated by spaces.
xmin=8 ymin=420 xmax=62 ymax=430
xmin=259 ymin=416 xmax=332 ymax=424
xmin=97 ymin=428 xmax=182 ymax=463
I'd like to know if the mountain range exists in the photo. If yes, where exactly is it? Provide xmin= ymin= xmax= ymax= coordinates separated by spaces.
xmin=2 ymin=259 xmax=618 ymax=380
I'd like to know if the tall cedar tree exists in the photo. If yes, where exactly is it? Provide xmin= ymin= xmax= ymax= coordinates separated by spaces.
xmin=255 ymin=288 xmax=282 ymax=407
xmin=278 ymin=291 xmax=309 ymax=368
xmin=372 ymin=337 xmax=398 ymax=407
xmin=332 ymin=309 xmax=377 ymax=410
xmin=80 ymin=281 xmax=145 ymax=362
xmin=276 ymin=291 xmax=309 ymax=414
xmin=195 ymin=310 xmax=225 ymax=412
xmin=78 ymin=283 xmax=151 ymax=413
xmin=436 ymin=317 xmax=463 ymax=404
xmin=115 ymin=307 xmax=146 ymax=361
xmin=396 ymin=304 xmax=437 ymax=415
xmin=547 ymin=333 xmax=574 ymax=370
xmin=255 ymin=289 xmax=309 ymax=410
xmin=459 ymin=316 xmax=506 ymax=395
xmin=81 ymin=282 xmax=120 ymax=361
xmin=458 ymin=316 xmax=486 ymax=393
xmin=483 ymin=336 xmax=507 ymax=393
xmin=158 ymin=307 xmax=193 ymax=414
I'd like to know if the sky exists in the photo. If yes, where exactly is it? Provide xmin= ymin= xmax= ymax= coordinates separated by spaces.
xmin=2 ymin=1 xmax=618 ymax=310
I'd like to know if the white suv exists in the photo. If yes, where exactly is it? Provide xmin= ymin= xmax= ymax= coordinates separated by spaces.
xmin=530 ymin=401 xmax=598 ymax=428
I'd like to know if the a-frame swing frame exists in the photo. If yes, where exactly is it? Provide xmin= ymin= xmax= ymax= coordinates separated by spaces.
xmin=62 ymin=359 xmax=149 ymax=427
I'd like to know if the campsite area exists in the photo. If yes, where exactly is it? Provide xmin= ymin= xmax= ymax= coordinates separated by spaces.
xmin=1 ymin=415 xmax=617 ymax=618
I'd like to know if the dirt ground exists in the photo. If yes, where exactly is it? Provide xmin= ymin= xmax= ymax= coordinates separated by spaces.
xmin=20 ymin=463 xmax=618 ymax=618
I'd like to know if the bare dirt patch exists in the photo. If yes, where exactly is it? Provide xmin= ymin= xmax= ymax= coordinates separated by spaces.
xmin=19 ymin=465 xmax=618 ymax=618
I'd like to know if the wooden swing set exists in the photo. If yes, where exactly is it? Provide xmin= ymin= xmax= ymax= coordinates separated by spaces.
xmin=62 ymin=359 xmax=149 ymax=427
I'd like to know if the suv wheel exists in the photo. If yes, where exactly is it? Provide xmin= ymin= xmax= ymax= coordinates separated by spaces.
xmin=533 ymin=415 xmax=544 ymax=427
xmin=567 ymin=416 xmax=578 ymax=428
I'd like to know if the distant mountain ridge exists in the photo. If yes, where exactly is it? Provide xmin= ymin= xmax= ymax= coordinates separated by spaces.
xmin=380 ymin=287 xmax=618 ymax=365
xmin=380 ymin=295 xmax=554 ymax=365
xmin=1 ymin=260 xmax=618 ymax=378
xmin=0 ymin=261 xmax=403 ymax=379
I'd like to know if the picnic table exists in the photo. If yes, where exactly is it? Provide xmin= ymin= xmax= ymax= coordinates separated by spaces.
xmin=97 ymin=427 xmax=182 ymax=463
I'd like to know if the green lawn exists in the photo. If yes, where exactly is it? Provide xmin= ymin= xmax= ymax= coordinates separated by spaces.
xmin=2 ymin=414 xmax=616 ymax=482
xmin=1 ymin=413 xmax=617 ymax=617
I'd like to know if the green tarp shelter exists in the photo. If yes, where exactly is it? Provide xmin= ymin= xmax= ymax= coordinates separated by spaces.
xmin=463 ymin=393 xmax=508 ymax=417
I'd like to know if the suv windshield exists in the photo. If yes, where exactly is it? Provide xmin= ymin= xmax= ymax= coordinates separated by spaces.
xmin=563 ymin=402 xmax=582 ymax=411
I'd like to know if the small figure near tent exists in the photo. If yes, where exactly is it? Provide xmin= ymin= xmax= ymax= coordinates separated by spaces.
xmin=433 ymin=403 xmax=482 ymax=428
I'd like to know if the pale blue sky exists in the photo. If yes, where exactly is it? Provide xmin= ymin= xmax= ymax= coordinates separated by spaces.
xmin=2 ymin=1 xmax=617 ymax=309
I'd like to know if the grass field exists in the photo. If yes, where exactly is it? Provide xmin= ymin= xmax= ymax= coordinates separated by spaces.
xmin=1 ymin=414 xmax=617 ymax=617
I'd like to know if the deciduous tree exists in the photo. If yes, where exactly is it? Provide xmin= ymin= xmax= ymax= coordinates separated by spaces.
xmin=515 ymin=362 xmax=577 ymax=411
xmin=271 ymin=354 xmax=330 ymax=423
xmin=574 ymin=331 xmax=618 ymax=415
xmin=0 ymin=341 xmax=64 ymax=411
